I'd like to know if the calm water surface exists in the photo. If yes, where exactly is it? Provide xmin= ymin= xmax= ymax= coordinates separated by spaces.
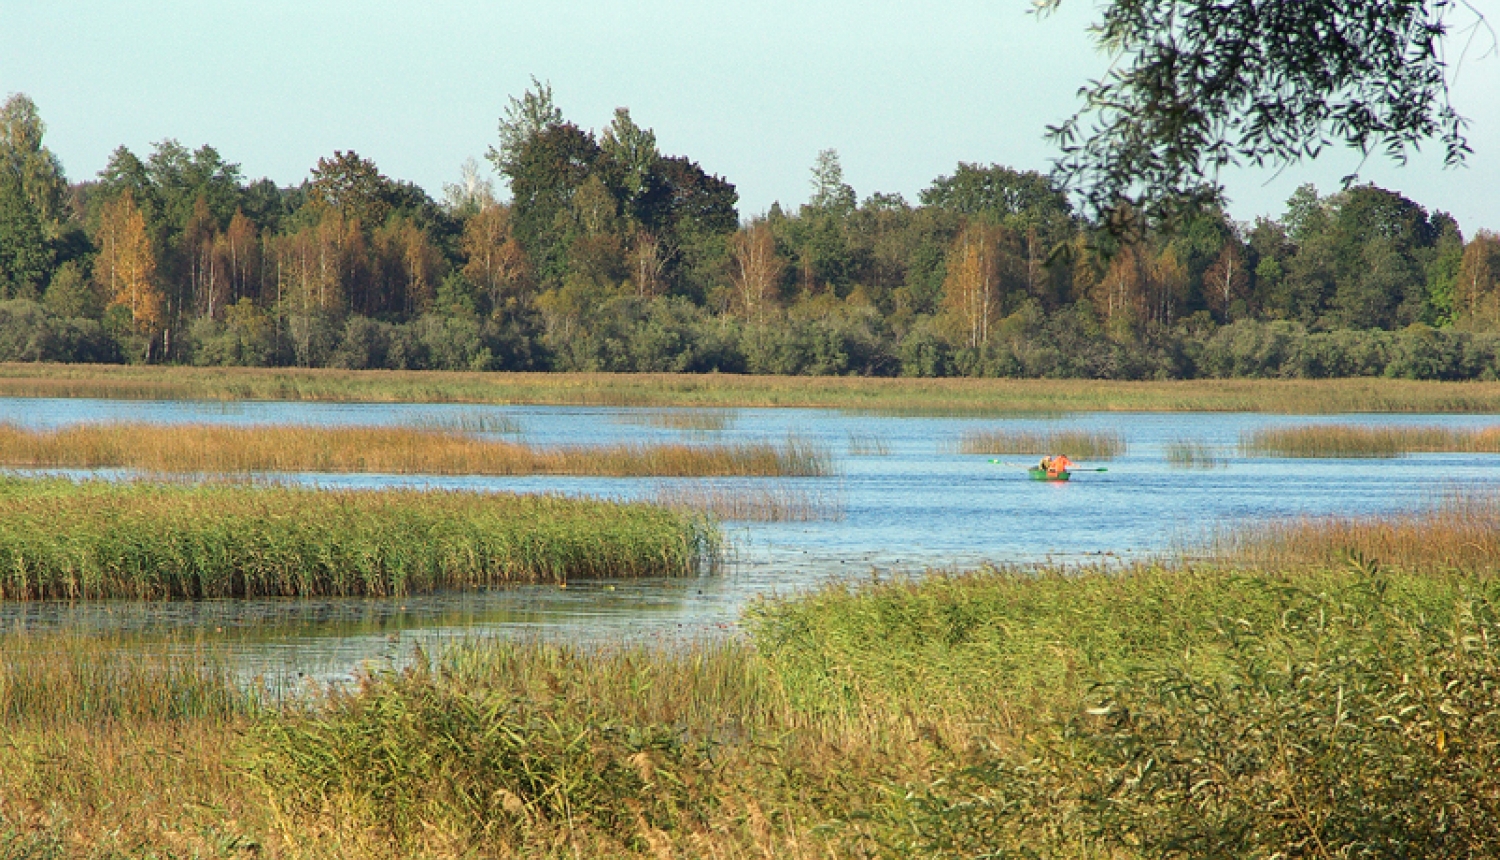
xmin=4 ymin=397 xmax=1498 ymax=681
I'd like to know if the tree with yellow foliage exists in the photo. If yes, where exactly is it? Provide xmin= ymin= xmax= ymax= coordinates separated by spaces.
xmin=94 ymin=190 xmax=163 ymax=360
xmin=729 ymin=220 xmax=783 ymax=322
xmin=460 ymin=203 xmax=532 ymax=318
xmin=941 ymin=224 xmax=1004 ymax=350
xmin=1455 ymin=231 xmax=1500 ymax=328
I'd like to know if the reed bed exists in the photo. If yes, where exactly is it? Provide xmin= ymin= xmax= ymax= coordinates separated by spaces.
xmin=0 ymin=421 xmax=832 ymax=477
xmin=8 ymin=492 xmax=1500 ymax=856
xmin=6 ymin=552 xmax=1500 ymax=855
xmin=9 ymin=364 xmax=1500 ymax=414
xmin=648 ymin=480 xmax=845 ymax=522
xmin=1240 ymin=422 xmax=1500 ymax=457
xmin=957 ymin=427 xmax=1126 ymax=459
xmin=1164 ymin=438 xmax=1225 ymax=468
xmin=611 ymin=408 xmax=737 ymax=432
xmin=846 ymin=431 xmax=893 ymax=456
xmin=0 ymin=478 xmax=719 ymax=599
xmin=1205 ymin=491 xmax=1500 ymax=574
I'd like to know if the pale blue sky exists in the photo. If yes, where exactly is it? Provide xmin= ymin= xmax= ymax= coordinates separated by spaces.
xmin=3 ymin=1 xmax=1497 ymax=233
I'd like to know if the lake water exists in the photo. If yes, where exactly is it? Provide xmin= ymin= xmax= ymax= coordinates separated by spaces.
xmin=3 ymin=397 xmax=1498 ymax=682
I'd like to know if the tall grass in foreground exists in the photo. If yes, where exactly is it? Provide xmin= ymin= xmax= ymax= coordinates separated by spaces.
xmin=0 ymin=478 xmax=719 ymax=599
xmin=8 ymin=500 xmax=1500 ymax=856
xmin=649 ymin=481 xmax=845 ymax=521
xmin=754 ymin=565 xmax=1500 ymax=858
xmin=1164 ymin=438 xmax=1224 ymax=468
xmin=240 ymin=562 xmax=1500 ymax=857
xmin=0 ymin=422 xmax=832 ymax=476
xmin=1241 ymin=422 xmax=1500 ymax=457
xmin=0 ymin=629 xmax=252 ymax=725
xmin=957 ymin=427 xmax=1126 ymax=458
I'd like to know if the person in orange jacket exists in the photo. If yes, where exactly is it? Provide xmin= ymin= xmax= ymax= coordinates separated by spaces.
xmin=1039 ymin=454 xmax=1074 ymax=477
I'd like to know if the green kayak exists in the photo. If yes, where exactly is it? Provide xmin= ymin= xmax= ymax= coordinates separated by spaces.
xmin=1028 ymin=467 xmax=1070 ymax=482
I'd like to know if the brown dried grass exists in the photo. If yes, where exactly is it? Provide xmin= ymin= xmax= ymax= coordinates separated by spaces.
xmin=1240 ymin=423 xmax=1500 ymax=457
xmin=0 ymin=422 xmax=830 ymax=477
xmin=1207 ymin=492 xmax=1500 ymax=573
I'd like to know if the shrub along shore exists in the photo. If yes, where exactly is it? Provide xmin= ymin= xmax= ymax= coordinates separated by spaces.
xmin=2 ymin=496 xmax=1498 ymax=857
xmin=0 ymin=422 xmax=831 ymax=477
xmin=8 ymin=363 xmax=1500 ymax=413
xmin=0 ymin=478 xmax=719 ymax=599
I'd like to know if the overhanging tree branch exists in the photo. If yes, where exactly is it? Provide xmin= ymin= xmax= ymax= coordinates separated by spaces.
xmin=1037 ymin=0 xmax=1485 ymax=234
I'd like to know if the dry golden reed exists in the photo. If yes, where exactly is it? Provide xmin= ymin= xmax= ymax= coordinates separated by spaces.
xmin=1240 ymin=423 xmax=1500 ymax=457
xmin=1206 ymin=492 xmax=1500 ymax=573
xmin=0 ymin=421 xmax=830 ymax=477
xmin=957 ymin=428 xmax=1126 ymax=459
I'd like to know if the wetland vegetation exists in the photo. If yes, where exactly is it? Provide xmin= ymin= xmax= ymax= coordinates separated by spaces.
xmin=0 ymin=478 xmax=718 ymax=599
xmin=957 ymin=427 xmax=1126 ymax=459
xmin=4 ymin=498 xmax=1497 ymax=857
xmin=1241 ymin=422 xmax=1500 ymax=457
xmin=1163 ymin=438 xmax=1225 ymax=468
xmin=648 ymin=480 xmax=844 ymax=522
xmin=0 ymin=421 xmax=831 ymax=477
xmin=9 ymin=365 xmax=1500 ymax=415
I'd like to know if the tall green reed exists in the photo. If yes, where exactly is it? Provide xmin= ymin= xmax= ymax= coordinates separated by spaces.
xmin=0 ymin=478 xmax=720 ymax=599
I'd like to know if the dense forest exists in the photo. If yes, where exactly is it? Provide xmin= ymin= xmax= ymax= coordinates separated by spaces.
xmin=3 ymin=87 xmax=1500 ymax=380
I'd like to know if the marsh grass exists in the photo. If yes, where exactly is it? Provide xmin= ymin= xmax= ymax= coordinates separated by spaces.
xmin=9 ymin=364 xmax=1500 ymax=413
xmin=0 ymin=478 xmax=719 ymax=599
xmin=1164 ymin=438 xmax=1225 ymax=468
xmin=649 ymin=481 xmax=845 ymax=522
xmin=846 ymin=432 xmax=892 ymax=456
xmin=0 ymin=422 xmax=831 ymax=477
xmin=0 ymin=628 xmax=253 ymax=726
xmin=8 ymin=488 xmax=1500 ymax=856
xmin=611 ymin=408 xmax=738 ymax=432
xmin=957 ymin=427 xmax=1126 ymax=459
xmin=1240 ymin=423 xmax=1500 ymax=457
xmin=243 ymin=558 xmax=1500 ymax=857
xmin=1205 ymin=491 xmax=1500 ymax=574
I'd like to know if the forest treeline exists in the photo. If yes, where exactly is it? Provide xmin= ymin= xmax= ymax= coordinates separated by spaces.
xmin=3 ymin=87 xmax=1500 ymax=380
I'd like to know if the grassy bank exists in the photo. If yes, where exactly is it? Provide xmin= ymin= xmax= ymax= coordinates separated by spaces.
xmin=3 ymin=501 xmax=1499 ymax=856
xmin=0 ymin=478 xmax=718 ymax=599
xmin=0 ymin=422 xmax=831 ymax=477
xmin=1241 ymin=422 xmax=1500 ymax=457
xmin=8 ymin=363 xmax=1500 ymax=413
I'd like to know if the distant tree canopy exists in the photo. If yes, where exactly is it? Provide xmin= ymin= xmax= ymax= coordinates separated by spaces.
xmin=1042 ymin=0 xmax=1481 ymax=232
xmin=1 ymin=88 xmax=1498 ymax=380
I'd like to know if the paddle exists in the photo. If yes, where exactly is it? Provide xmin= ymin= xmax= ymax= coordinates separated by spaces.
xmin=987 ymin=459 xmax=1108 ymax=472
